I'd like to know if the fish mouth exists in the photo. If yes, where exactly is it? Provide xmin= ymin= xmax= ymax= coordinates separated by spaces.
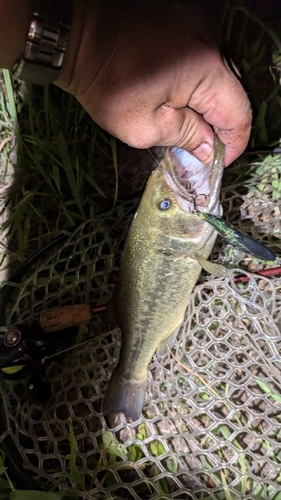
xmin=165 ymin=147 xmax=213 ymax=208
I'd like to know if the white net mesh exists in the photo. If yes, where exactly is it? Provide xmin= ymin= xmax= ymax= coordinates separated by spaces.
xmin=1 ymin=157 xmax=281 ymax=499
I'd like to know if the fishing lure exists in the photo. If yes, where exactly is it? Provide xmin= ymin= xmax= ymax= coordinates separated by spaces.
xmin=194 ymin=210 xmax=276 ymax=262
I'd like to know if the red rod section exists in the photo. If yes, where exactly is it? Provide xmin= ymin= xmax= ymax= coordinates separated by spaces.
xmin=233 ymin=267 xmax=281 ymax=283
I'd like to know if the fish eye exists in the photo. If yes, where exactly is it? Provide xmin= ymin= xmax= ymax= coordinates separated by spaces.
xmin=158 ymin=199 xmax=171 ymax=211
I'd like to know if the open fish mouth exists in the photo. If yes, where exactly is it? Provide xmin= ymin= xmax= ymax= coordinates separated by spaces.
xmin=164 ymin=147 xmax=214 ymax=208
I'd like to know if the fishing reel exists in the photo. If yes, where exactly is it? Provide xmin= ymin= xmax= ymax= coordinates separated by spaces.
xmin=0 ymin=301 xmax=104 ymax=382
xmin=0 ymin=234 xmax=69 ymax=382
xmin=0 ymin=234 xmax=102 ymax=391
xmin=0 ymin=323 xmax=65 ymax=404
xmin=0 ymin=324 xmax=61 ymax=380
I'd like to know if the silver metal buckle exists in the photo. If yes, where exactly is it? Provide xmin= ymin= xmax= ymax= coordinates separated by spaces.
xmin=12 ymin=0 xmax=73 ymax=85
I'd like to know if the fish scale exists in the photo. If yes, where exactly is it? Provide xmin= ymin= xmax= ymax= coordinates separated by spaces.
xmin=104 ymin=137 xmax=225 ymax=421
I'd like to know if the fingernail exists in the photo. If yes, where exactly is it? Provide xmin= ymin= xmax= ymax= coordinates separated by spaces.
xmin=191 ymin=142 xmax=214 ymax=164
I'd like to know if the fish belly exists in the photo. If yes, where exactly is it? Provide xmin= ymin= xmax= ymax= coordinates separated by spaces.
xmin=104 ymin=225 xmax=216 ymax=420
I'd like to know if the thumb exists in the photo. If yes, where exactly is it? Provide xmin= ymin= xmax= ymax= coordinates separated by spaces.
xmin=153 ymin=105 xmax=215 ymax=164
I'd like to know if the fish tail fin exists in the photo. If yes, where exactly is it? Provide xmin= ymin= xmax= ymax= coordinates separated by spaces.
xmin=103 ymin=369 xmax=147 ymax=422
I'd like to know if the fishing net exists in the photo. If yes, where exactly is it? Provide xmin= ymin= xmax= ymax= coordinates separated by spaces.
xmin=1 ymin=154 xmax=281 ymax=500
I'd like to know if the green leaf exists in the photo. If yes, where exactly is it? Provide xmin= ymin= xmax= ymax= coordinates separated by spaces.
xmin=0 ymin=452 xmax=14 ymax=491
xmin=271 ymin=493 xmax=281 ymax=500
xmin=166 ymin=456 xmax=178 ymax=473
xmin=2 ymin=70 xmax=22 ymax=155
xmin=238 ymin=7 xmax=281 ymax=52
xmin=105 ymin=471 xmax=118 ymax=488
xmin=68 ymin=418 xmax=84 ymax=490
xmin=10 ymin=492 xmax=62 ymax=500
xmin=156 ymin=441 xmax=166 ymax=455
xmin=149 ymin=441 xmax=165 ymax=457
xmin=219 ymin=470 xmax=233 ymax=500
xmin=0 ymin=466 xmax=7 ymax=475
xmin=149 ymin=442 xmax=158 ymax=456
xmin=136 ymin=423 xmax=147 ymax=440
xmin=199 ymin=392 xmax=210 ymax=401
xmin=101 ymin=431 xmax=128 ymax=464
xmin=157 ymin=477 xmax=170 ymax=494
xmin=56 ymin=132 xmax=85 ymax=217
xmin=273 ymin=191 xmax=281 ymax=201
xmin=199 ymin=455 xmax=213 ymax=471
xmin=128 ymin=444 xmax=143 ymax=462
xmin=127 ymin=445 xmax=136 ymax=462
xmin=0 ymin=478 xmax=10 ymax=489
xmin=256 ymin=380 xmax=281 ymax=403
xmin=102 ymin=431 xmax=114 ymax=449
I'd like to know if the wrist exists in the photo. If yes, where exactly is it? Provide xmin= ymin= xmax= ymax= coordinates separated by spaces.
xmin=0 ymin=0 xmax=32 ymax=69
xmin=54 ymin=0 xmax=88 ymax=90
xmin=55 ymin=0 xmax=121 ymax=96
xmin=12 ymin=0 xmax=74 ymax=85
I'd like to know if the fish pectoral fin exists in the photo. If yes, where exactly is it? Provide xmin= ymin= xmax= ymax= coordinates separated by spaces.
xmin=195 ymin=254 xmax=233 ymax=278
xmin=156 ymin=325 xmax=181 ymax=358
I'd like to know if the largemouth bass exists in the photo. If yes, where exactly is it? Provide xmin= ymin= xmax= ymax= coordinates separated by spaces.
xmin=104 ymin=136 xmax=227 ymax=421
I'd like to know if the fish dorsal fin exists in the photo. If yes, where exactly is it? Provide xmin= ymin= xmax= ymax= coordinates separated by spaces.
xmin=195 ymin=254 xmax=233 ymax=278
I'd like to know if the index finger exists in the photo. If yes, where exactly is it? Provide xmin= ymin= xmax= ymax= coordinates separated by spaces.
xmin=189 ymin=58 xmax=252 ymax=166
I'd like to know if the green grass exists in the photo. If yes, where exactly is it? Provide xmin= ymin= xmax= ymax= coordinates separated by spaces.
xmin=0 ymin=73 xmax=118 ymax=271
xmin=222 ymin=1 xmax=281 ymax=147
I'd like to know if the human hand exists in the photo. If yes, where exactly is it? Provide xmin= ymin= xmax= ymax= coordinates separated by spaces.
xmin=56 ymin=0 xmax=252 ymax=166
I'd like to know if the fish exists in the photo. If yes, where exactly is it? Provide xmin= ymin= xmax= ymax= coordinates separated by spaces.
xmin=103 ymin=136 xmax=229 ymax=421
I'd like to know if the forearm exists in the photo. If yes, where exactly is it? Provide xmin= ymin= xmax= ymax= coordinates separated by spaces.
xmin=0 ymin=0 xmax=100 ymax=89
xmin=55 ymin=1 xmax=120 ymax=94
xmin=0 ymin=0 xmax=32 ymax=69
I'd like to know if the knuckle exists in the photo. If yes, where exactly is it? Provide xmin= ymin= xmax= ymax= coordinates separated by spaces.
xmin=117 ymin=123 xmax=160 ymax=149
